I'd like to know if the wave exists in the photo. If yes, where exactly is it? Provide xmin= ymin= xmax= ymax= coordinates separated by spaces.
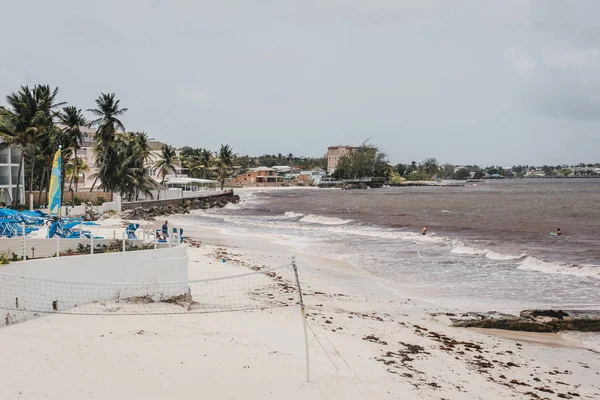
xmin=517 ymin=257 xmax=600 ymax=279
xmin=450 ymin=246 xmax=527 ymax=261
xmin=298 ymin=214 xmax=353 ymax=225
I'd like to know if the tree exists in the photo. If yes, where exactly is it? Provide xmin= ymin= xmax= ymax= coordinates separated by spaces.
xmin=453 ymin=168 xmax=470 ymax=180
xmin=332 ymin=145 xmax=389 ymax=180
xmin=473 ymin=171 xmax=485 ymax=179
xmin=216 ymin=144 xmax=233 ymax=190
xmin=0 ymin=85 xmax=63 ymax=205
xmin=58 ymin=106 xmax=88 ymax=192
xmin=66 ymin=157 xmax=89 ymax=190
xmin=87 ymin=93 xmax=128 ymax=192
xmin=560 ymin=168 xmax=572 ymax=177
xmin=0 ymin=90 xmax=34 ymax=205
xmin=395 ymin=163 xmax=407 ymax=176
xmin=420 ymin=158 xmax=440 ymax=177
xmin=154 ymin=144 xmax=178 ymax=184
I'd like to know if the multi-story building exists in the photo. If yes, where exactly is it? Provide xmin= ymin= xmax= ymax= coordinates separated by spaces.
xmin=0 ymin=146 xmax=25 ymax=204
xmin=327 ymin=145 xmax=360 ymax=175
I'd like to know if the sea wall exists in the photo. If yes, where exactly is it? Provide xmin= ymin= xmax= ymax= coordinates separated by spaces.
xmin=121 ymin=189 xmax=235 ymax=211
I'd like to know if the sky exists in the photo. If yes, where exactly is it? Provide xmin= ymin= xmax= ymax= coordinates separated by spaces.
xmin=1 ymin=0 xmax=599 ymax=166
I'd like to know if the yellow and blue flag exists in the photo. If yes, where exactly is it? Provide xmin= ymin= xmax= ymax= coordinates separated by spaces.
xmin=48 ymin=148 xmax=62 ymax=216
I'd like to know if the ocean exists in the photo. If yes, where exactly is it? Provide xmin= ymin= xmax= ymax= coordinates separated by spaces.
xmin=185 ymin=179 xmax=600 ymax=314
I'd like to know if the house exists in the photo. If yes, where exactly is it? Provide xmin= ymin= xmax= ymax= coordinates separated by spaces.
xmin=0 ymin=146 xmax=25 ymax=204
xmin=234 ymin=167 xmax=283 ymax=185
xmin=297 ymin=168 xmax=327 ymax=185
xmin=327 ymin=145 xmax=361 ymax=175
xmin=525 ymin=169 xmax=546 ymax=178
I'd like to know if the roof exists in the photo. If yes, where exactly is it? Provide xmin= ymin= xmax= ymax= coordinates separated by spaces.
xmin=249 ymin=167 xmax=275 ymax=172
xmin=165 ymin=177 xmax=217 ymax=184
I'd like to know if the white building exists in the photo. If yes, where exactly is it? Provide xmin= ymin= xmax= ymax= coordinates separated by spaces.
xmin=0 ymin=146 xmax=25 ymax=204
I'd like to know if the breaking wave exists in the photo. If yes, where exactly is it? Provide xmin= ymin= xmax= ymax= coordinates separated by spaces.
xmin=517 ymin=258 xmax=600 ymax=280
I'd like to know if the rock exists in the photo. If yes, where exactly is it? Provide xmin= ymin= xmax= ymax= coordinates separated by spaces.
xmin=520 ymin=310 xmax=569 ymax=320
xmin=452 ymin=310 xmax=600 ymax=333
xmin=120 ymin=194 xmax=240 ymax=220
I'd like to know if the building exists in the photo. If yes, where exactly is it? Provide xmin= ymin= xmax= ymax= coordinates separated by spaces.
xmin=297 ymin=168 xmax=326 ymax=185
xmin=234 ymin=167 xmax=283 ymax=185
xmin=0 ymin=146 xmax=25 ymax=204
xmin=327 ymin=145 xmax=361 ymax=174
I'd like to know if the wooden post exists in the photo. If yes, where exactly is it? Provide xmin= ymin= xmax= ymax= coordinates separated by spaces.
xmin=292 ymin=256 xmax=310 ymax=382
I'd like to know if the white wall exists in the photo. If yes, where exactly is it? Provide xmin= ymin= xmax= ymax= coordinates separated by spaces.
xmin=0 ymin=246 xmax=188 ymax=315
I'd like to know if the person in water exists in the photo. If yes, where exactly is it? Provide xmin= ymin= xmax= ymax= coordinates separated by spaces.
xmin=556 ymin=227 xmax=562 ymax=236
xmin=420 ymin=226 xmax=428 ymax=235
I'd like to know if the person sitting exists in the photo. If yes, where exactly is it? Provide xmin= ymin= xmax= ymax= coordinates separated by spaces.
xmin=420 ymin=226 xmax=428 ymax=235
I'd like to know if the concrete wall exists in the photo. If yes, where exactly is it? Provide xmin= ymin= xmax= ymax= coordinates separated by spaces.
xmin=121 ymin=190 xmax=234 ymax=210
xmin=0 ymin=246 xmax=188 ymax=315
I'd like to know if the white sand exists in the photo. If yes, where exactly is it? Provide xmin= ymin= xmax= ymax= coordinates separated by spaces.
xmin=1 ymin=216 xmax=599 ymax=399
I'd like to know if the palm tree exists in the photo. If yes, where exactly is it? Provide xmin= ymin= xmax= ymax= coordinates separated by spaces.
xmin=154 ymin=144 xmax=178 ymax=184
xmin=66 ymin=157 xmax=89 ymax=190
xmin=30 ymin=85 xmax=65 ymax=199
xmin=113 ymin=133 xmax=159 ymax=201
xmin=216 ymin=144 xmax=233 ymax=190
xmin=87 ymin=93 xmax=128 ymax=192
xmin=58 ymin=106 xmax=88 ymax=192
xmin=0 ymin=86 xmax=39 ymax=205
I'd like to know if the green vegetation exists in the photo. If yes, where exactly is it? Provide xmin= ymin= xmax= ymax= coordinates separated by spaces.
xmin=155 ymin=144 xmax=178 ymax=184
xmin=332 ymin=145 xmax=391 ymax=180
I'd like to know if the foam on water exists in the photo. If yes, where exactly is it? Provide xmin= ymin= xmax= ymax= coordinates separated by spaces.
xmin=298 ymin=214 xmax=353 ymax=225
xmin=517 ymin=257 xmax=600 ymax=279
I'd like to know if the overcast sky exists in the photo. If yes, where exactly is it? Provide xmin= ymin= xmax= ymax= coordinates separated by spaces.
xmin=1 ymin=0 xmax=599 ymax=166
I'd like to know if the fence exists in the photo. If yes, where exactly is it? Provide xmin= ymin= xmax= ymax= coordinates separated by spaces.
xmin=0 ymin=263 xmax=294 ymax=317
xmin=0 ymin=223 xmax=182 ymax=260
xmin=0 ymin=255 xmax=317 ymax=382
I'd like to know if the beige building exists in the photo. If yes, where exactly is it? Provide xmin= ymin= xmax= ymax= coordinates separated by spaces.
xmin=327 ymin=145 xmax=360 ymax=174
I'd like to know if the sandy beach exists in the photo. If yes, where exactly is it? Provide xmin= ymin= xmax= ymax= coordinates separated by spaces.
xmin=1 ymin=211 xmax=598 ymax=400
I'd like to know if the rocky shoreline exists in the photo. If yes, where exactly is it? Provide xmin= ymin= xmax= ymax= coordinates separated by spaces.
xmin=121 ymin=194 xmax=240 ymax=220
xmin=449 ymin=310 xmax=600 ymax=333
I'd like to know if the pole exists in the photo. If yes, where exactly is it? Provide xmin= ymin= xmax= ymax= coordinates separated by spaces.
xmin=122 ymin=231 xmax=126 ymax=252
xmin=91 ymin=234 xmax=94 ymax=255
xmin=21 ymin=222 xmax=26 ymax=260
xmin=292 ymin=256 xmax=310 ymax=382
xmin=154 ymin=229 xmax=157 ymax=249
xmin=56 ymin=235 xmax=60 ymax=258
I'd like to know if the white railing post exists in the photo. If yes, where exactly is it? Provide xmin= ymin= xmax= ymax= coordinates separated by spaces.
xmin=21 ymin=222 xmax=26 ymax=260
xmin=154 ymin=230 xmax=157 ymax=249
xmin=168 ymin=230 xmax=172 ymax=248
xmin=56 ymin=235 xmax=60 ymax=258
xmin=91 ymin=234 xmax=94 ymax=255
xmin=122 ymin=231 xmax=126 ymax=252
xmin=113 ymin=230 xmax=116 ymax=240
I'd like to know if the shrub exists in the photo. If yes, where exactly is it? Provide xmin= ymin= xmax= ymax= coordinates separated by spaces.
xmin=96 ymin=196 xmax=106 ymax=205
xmin=0 ymin=252 xmax=11 ymax=265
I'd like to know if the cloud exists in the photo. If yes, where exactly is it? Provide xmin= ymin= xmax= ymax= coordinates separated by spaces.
xmin=505 ymin=47 xmax=537 ymax=80
xmin=534 ymin=95 xmax=600 ymax=121
xmin=175 ymin=85 xmax=214 ymax=108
